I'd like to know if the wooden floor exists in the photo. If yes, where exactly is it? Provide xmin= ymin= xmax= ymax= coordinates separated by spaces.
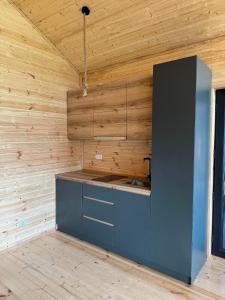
xmin=0 ymin=232 xmax=224 ymax=300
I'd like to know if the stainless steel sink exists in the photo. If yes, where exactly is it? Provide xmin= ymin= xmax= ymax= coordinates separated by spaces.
xmin=92 ymin=174 xmax=126 ymax=183
xmin=126 ymin=178 xmax=150 ymax=188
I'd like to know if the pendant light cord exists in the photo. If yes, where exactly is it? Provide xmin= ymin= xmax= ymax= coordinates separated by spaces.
xmin=83 ymin=13 xmax=88 ymax=96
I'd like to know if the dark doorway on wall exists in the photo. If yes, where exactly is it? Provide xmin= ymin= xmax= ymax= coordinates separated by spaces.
xmin=212 ymin=90 xmax=225 ymax=259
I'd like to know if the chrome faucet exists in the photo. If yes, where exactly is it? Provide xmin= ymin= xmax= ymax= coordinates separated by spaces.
xmin=144 ymin=157 xmax=151 ymax=184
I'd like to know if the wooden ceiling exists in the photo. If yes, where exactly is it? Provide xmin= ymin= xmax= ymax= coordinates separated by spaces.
xmin=12 ymin=0 xmax=225 ymax=73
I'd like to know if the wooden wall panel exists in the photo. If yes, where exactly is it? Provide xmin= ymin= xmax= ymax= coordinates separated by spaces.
xmin=83 ymin=140 xmax=151 ymax=177
xmin=87 ymin=35 xmax=225 ymax=89
xmin=0 ymin=0 xmax=82 ymax=252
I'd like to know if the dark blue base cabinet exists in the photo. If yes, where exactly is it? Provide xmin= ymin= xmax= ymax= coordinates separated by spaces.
xmin=56 ymin=180 xmax=83 ymax=238
xmin=56 ymin=179 xmax=152 ymax=266
xmin=56 ymin=179 xmax=192 ymax=283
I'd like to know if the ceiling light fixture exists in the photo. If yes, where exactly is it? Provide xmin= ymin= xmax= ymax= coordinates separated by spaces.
xmin=81 ymin=6 xmax=90 ymax=97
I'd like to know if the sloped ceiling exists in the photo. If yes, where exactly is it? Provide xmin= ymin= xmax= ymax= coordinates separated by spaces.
xmin=12 ymin=0 xmax=225 ymax=73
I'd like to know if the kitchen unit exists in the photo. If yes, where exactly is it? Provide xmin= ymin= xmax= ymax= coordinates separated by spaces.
xmin=56 ymin=170 xmax=151 ymax=265
xmin=56 ymin=56 xmax=212 ymax=284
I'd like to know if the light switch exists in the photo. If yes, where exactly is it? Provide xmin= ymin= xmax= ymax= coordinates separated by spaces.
xmin=95 ymin=154 xmax=103 ymax=160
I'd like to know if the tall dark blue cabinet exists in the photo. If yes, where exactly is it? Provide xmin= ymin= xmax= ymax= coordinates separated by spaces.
xmin=150 ymin=56 xmax=212 ymax=283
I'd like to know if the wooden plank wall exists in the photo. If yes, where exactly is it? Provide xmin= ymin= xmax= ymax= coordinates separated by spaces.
xmin=83 ymin=140 xmax=151 ymax=177
xmin=0 ymin=0 xmax=82 ymax=251
xmin=87 ymin=34 xmax=225 ymax=89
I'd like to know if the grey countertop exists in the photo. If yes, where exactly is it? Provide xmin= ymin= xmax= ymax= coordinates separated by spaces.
xmin=56 ymin=169 xmax=151 ymax=196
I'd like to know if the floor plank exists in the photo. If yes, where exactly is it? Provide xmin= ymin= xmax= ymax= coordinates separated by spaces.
xmin=0 ymin=281 xmax=20 ymax=299
xmin=0 ymin=232 xmax=224 ymax=300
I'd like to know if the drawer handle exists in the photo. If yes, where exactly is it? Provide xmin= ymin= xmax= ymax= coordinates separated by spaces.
xmin=83 ymin=196 xmax=114 ymax=206
xmin=83 ymin=215 xmax=114 ymax=227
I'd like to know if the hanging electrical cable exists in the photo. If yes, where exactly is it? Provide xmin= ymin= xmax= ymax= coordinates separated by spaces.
xmin=81 ymin=6 xmax=90 ymax=97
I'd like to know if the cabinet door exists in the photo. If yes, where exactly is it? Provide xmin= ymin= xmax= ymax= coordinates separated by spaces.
xmin=56 ymin=179 xmax=82 ymax=238
xmin=115 ymin=191 xmax=151 ymax=264
xmin=127 ymin=81 xmax=152 ymax=140
xmin=67 ymin=91 xmax=94 ymax=140
xmin=93 ymin=87 xmax=127 ymax=138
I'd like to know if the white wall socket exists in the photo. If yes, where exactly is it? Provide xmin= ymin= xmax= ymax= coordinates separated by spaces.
xmin=95 ymin=154 xmax=103 ymax=160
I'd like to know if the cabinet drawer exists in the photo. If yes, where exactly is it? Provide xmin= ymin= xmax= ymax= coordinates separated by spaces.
xmin=82 ymin=215 xmax=114 ymax=249
xmin=83 ymin=184 xmax=117 ymax=204
xmin=82 ymin=195 xmax=115 ymax=224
